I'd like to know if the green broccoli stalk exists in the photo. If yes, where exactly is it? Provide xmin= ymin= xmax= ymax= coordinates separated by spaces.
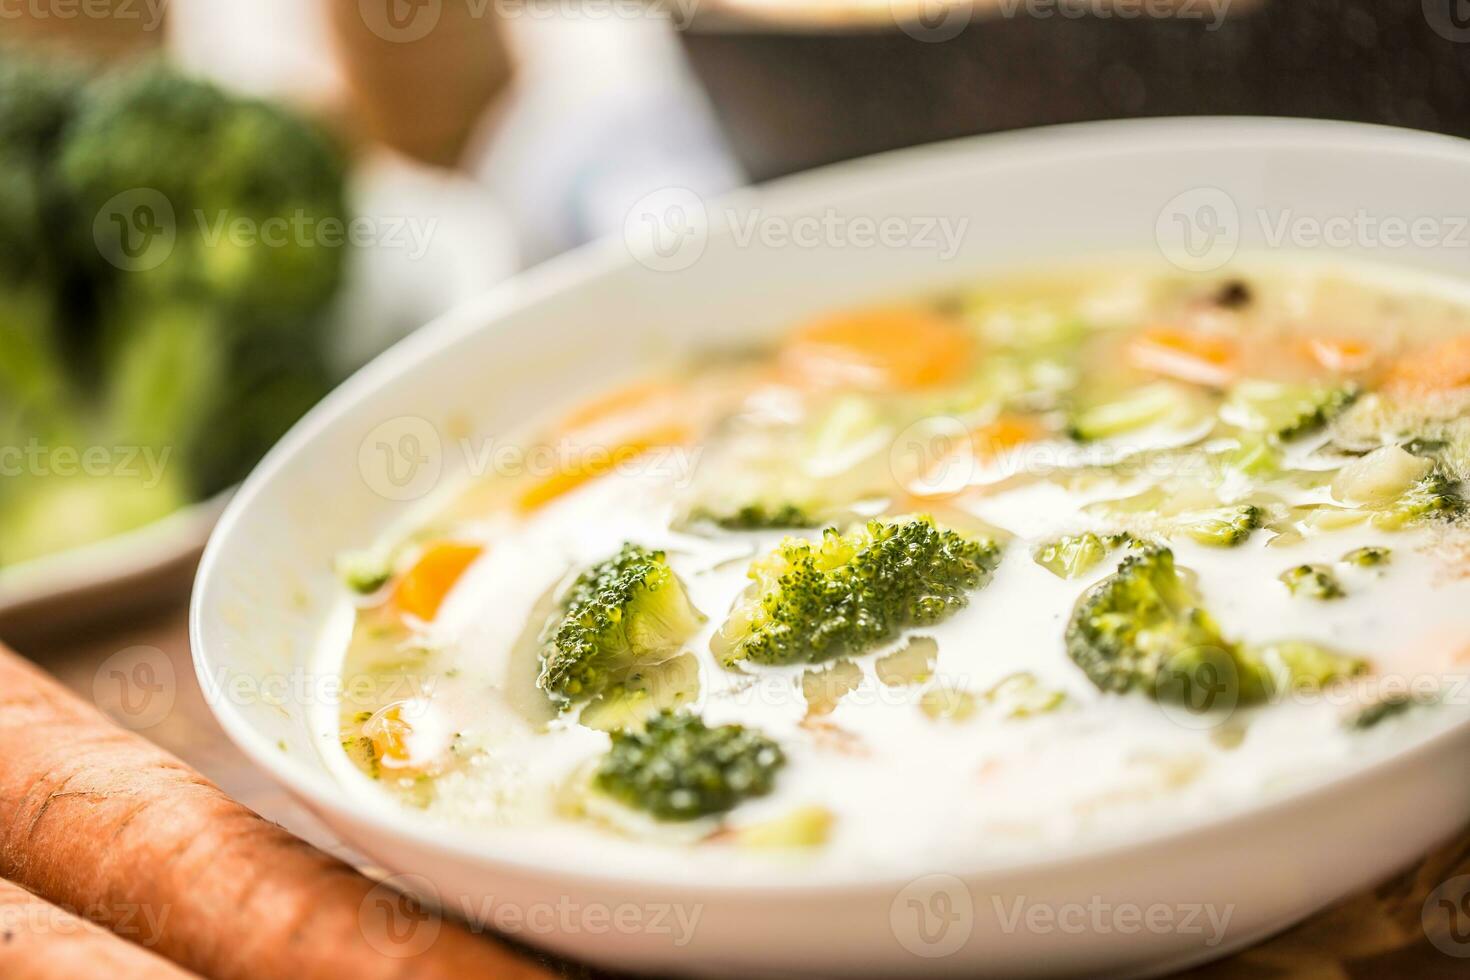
xmin=538 ymin=545 xmax=706 ymax=709
xmin=712 ymin=515 xmax=1001 ymax=667
xmin=594 ymin=710 xmax=785 ymax=821
xmin=1065 ymin=545 xmax=1362 ymax=707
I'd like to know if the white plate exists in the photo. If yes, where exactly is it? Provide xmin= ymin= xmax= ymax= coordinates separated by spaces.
xmin=192 ymin=119 xmax=1470 ymax=977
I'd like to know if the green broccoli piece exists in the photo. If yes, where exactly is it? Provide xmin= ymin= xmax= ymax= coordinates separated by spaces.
xmin=58 ymin=63 xmax=349 ymax=319
xmin=1279 ymin=564 xmax=1345 ymax=600
xmin=1033 ymin=532 xmax=1133 ymax=579
xmin=1371 ymin=469 xmax=1463 ymax=530
xmin=1341 ymin=546 xmax=1390 ymax=568
xmin=1243 ymin=641 xmax=1366 ymax=692
xmin=1065 ymin=546 xmax=1362 ymax=707
xmin=712 ymin=516 xmax=1000 ymax=667
xmin=1224 ymin=381 xmax=1357 ymax=440
xmin=594 ymin=710 xmax=785 ymax=821
xmin=1343 ymin=691 xmax=1434 ymax=730
xmin=52 ymin=63 xmax=351 ymax=495
xmin=694 ymin=503 xmax=821 ymax=531
xmin=335 ymin=549 xmax=394 ymax=595
xmin=538 ymin=544 xmax=706 ymax=709
xmin=1176 ymin=504 xmax=1263 ymax=547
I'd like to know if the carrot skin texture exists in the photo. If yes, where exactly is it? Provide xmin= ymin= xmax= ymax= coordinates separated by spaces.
xmin=0 ymin=878 xmax=198 ymax=979
xmin=0 ymin=646 xmax=551 ymax=980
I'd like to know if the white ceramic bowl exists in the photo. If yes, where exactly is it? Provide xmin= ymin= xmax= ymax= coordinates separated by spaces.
xmin=192 ymin=119 xmax=1470 ymax=978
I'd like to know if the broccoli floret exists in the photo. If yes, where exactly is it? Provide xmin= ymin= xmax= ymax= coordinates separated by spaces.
xmin=538 ymin=544 xmax=705 ymax=709
xmin=1177 ymin=504 xmax=1263 ymax=547
xmin=1372 ymin=469 xmax=1463 ymax=530
xmin=594 ymin=710 xmax=784 ymax=821
xmin=1065 ymin=546 xmax=1363 ymax=707
xmin=1033 ymin=531 xmax=1133 ymax=579
xmin=712 ymin=516 xmax=1001 ymax=667
xmin=51 ymin=63 xmax=351 ymax=495
xmin=1279 ymin=564 xmax=1345 ymax=600
xmin=1224 ymin=381 xmax=1357 ymax=440
xmin=1341 ymin=546 xmax=1390 ymax=568
xmin=59 ymin=63 xmax=349 ymax=319
xmin=694 ymin=503 xmax=821 ymax=531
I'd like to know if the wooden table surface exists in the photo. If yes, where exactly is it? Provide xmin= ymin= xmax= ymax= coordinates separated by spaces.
xmin=17 ymin=597 xmax=1470 ymax=979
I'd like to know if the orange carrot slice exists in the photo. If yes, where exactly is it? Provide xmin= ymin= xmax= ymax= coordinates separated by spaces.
xmin=394 ymin=541 xmax=483 ymax=621
xmin=781 ymin=307 xmax=975 ymax=390
xmin=1385 ymin=335 xmax=1470 ymax=393
xmin=515 ymin=381 xmax=691 ymax=514
xmin=1126 ymin=326 xmax=1238 ymax=388
xmin=1301 ymin=335 xmax=1377 ymax=374
xmin=914 ymin=414 xmax=1044 ymax=499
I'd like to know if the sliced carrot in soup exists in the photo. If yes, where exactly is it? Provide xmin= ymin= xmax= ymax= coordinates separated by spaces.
xmin=1126 ymin=326 xmax=1238 ymax=388
xmin=515 ymin=380 xmax=691 ymax=514
xmin=782 ymin=307 xmax=975 ymax=391
xmin=394 ymin=541 xmax=484 ymax=621
xmin=1301 ymin=335 xmax=1377 ymax=374
xmin=1385 ymin=335 xmax=1470 ymax=393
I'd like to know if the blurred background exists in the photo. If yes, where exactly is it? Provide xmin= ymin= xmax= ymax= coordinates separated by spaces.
xmin=3 ymin=0 xmax=1470 ymax=634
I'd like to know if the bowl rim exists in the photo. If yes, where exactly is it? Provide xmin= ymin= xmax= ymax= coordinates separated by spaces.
xmin=192 ymin=115 xmax=1470 ymax=892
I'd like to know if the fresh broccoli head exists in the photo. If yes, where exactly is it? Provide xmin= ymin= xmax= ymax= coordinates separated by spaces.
xmin=1224 ymin=380 xmax=1357 ymax=440
xmin=712 ymin=515 xmax=1001 ymax=667
xmin=593 ymin=710 xmax=785 ymax=821
xmin=538 ymin=544 xmax=706 ymax=709
xmin=1065 ymin=545 xmax=1361 ymax=707
xmin=58 ymin=63 xmax=349 ymax=320
xmin=1279 ymin=564 xmax=1345 ymax=600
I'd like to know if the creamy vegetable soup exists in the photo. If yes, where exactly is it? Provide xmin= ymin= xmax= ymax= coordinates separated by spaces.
xmin=324 ymin=261 xmax=1470 ymax=875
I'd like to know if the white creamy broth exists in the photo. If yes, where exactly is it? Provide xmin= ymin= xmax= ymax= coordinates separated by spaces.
xmin=323 ymin=260 xmax=1470 ymax=877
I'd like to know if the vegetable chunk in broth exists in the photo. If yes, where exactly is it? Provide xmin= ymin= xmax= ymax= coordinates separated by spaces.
xmin=326 ymin=261 xmax=1470 ymax=877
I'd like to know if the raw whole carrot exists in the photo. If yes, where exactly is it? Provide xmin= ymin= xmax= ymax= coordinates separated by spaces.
xmin=0 ymin=644 xmax=551 ymax=980
xmin=781 ymin=307 xmax=975 ymax=390
xmin=0 ymin=878 xmax=198 ymax=979
xmin=393 ymin=541 xmax=484 ymax=621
